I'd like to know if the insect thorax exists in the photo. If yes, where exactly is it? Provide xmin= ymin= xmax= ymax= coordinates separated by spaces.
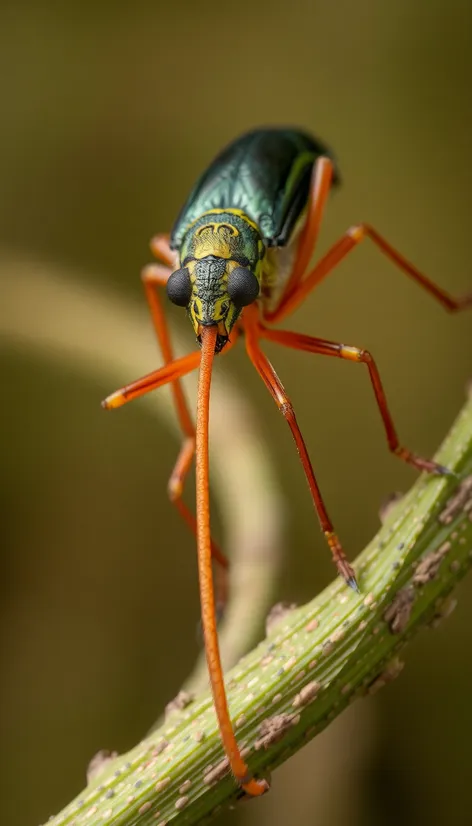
xmin=179 ymin=209 xmax=264 ymax=269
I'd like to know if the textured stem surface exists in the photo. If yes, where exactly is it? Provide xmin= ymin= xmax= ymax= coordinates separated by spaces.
xmin=45 ymin=396 xmax=472 ymax=826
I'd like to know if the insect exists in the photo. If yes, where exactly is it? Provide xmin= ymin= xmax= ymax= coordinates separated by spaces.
xmin=102 ymin=127 xmax=471 ymax=795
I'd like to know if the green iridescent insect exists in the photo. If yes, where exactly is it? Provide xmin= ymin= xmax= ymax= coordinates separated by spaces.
xmin=103 ymin=127 xmax=471 ymax=796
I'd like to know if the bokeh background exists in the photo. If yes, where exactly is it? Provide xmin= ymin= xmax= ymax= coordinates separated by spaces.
xmin=1 ymin=1 xmax=472 ymax=825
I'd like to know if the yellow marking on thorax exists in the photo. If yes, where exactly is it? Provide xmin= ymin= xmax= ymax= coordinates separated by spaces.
xmin=186 ymin=208 xmax=261 ymax=236
xmin=193 ymin=224 xmax=238 ymax=259
xmin=196 ymin=222 xmax=238 ymax=237
xmin=202 ymin=208 xmax=260 ymax=233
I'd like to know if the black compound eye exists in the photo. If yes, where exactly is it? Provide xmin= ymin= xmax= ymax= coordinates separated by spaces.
xmin=227 ymin=267 xmax=259 ymax=308
xmin=166 ymin=267 xmax=192 ymax=307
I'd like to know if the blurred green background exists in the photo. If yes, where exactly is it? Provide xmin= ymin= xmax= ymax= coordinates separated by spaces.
xmin=1 ymin=1 xmax=472 ymax=825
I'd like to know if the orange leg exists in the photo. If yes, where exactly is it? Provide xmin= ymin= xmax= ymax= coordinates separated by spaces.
xmin=280 ymin=156 xmax=334 ymax=301
xmin=242 ymin=307 xmax=358 ymax=589
xmin=102 ymin=344 xmax=230 ymax=604
xmin=141 ymin=260 xmax=230 ymax=602
xmin=259 ymin=327 xmax=453 ymax=476
xmin=267 ymin=222 xmax=472 ymax=324
xmin=149 ymin=232 xmax=177 ymax=268
xmin=196 ymin=326 xmax=269 ymax=797
xmin=102 ymin=351 xmax=201 ymax=409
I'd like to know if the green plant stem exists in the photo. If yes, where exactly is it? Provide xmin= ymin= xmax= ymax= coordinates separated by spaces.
xmin=47 ymin=396 xmax=472 ymax=826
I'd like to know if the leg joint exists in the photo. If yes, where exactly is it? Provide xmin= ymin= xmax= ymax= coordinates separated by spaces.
xmin=168 ymin=478 xmax=183 ymax=502
xmin=358 ymin=348 xmax=372 ymax=364
xmin=339 ymin=345 xmax=371 ymax=363
xmin=140 ymin=265 xmax=151 ymax=284
xmin=347 ymin=224 xmax=367 ymax=242
xmin=141 ymin=263 xmax=169 ymax=285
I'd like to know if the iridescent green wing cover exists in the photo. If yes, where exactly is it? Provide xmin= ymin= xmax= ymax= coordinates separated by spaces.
xmin=171 ymin=128 xmax=339 ymax=250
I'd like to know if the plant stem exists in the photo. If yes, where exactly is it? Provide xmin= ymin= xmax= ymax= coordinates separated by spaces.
xmin=47 ymin=396 xmax=472 ymax=826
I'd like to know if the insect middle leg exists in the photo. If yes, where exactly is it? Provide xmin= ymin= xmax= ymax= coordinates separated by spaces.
xmin=259 ymin=326 xmax=452 ymax=476
xmin=142 ymin=253 xmax=229 ymax=607
xmin=243 ymin=307 xmax=358 ymax=589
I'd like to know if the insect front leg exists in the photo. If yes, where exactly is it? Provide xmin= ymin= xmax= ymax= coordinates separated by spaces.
xmin=149 ymin=232 xmax=178 ymax=268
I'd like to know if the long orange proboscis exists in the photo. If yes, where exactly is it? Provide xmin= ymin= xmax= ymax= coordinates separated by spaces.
xmin=195 ymin=325 xmax=268 ymax=797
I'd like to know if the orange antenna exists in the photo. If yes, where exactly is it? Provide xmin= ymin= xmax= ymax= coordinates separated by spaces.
xmin=196 ymin=325 xmax=268 ymax=797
